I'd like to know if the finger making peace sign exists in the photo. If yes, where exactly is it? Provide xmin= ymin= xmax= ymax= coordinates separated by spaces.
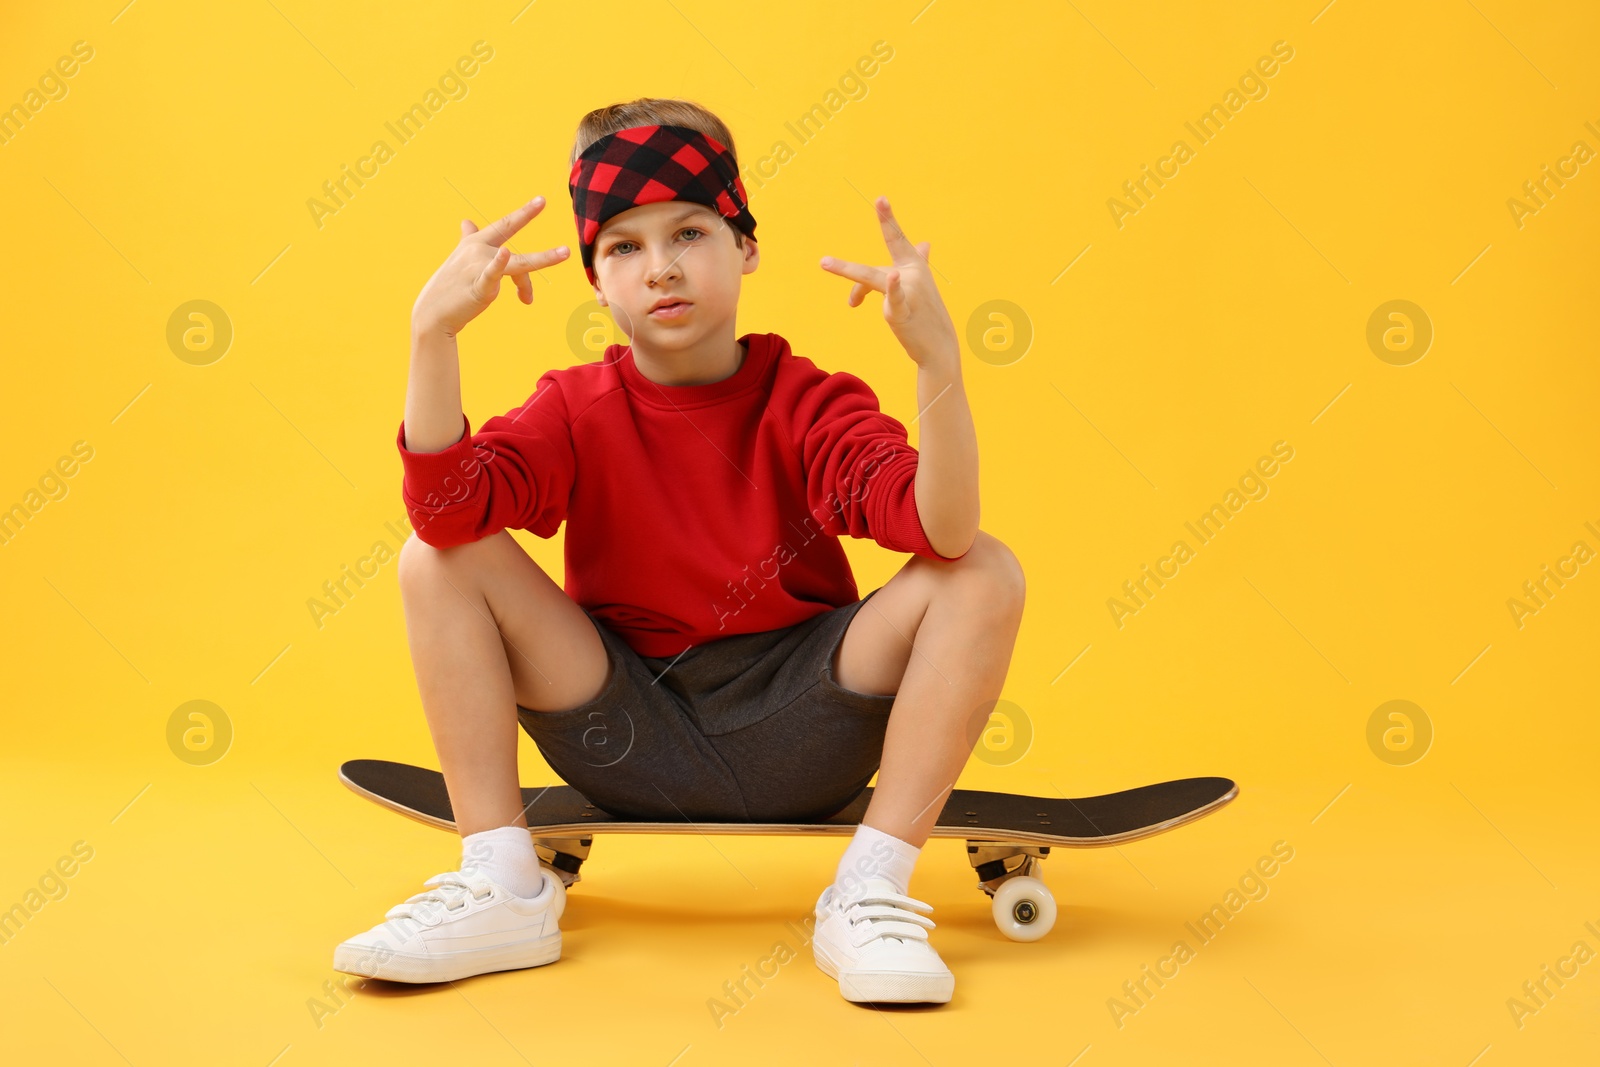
xmin=819 ymin=196 xmax=958 ymax=366
xmin=412 ymin=195 xmax=572 ymax=337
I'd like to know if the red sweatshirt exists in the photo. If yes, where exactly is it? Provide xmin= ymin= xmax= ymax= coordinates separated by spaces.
xmin=395 ymin=331 xmax=965 ymax=658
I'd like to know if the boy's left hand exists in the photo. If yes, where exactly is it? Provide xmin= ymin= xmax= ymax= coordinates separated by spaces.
xmin=820 ymin=196 xmax=959 ymax=368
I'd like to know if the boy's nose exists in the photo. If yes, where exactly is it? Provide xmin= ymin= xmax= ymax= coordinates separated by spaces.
xmin=646 ymin=250 xmax=685 ymax=287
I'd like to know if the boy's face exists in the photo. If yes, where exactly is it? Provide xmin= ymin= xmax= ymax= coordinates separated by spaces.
xmin=591 ymin=200 xmax=758 ymax=348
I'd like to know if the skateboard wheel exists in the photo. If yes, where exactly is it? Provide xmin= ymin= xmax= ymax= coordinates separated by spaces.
xmin=991 ymin=877 xmax=1055 ymax=941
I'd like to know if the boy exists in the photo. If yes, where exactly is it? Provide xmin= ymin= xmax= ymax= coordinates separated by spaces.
xmin=334 ymin=98 xmax=1025 ymax=1005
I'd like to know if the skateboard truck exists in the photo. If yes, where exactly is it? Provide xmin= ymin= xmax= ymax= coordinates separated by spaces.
xmin=967 ymin=841 xmax=1051 ymax=893
xmin=532 ymin=836 xmax=591 ymax=888
xmin=967 ymin=841 xmax=1057 ymax=941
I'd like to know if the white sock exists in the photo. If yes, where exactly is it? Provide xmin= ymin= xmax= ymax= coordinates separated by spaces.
xmin=460 ymin=825 xmax=544 ymax=898
xmin=834 ymin=823 xmax=920 ymax=900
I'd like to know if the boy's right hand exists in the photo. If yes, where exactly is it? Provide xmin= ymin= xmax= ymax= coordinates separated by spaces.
xmin=412 ymin=196 xmax=571 ymax=337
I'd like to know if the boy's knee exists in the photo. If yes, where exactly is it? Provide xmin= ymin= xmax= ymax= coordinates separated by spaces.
xmin=398 ymin=529 xmax=548 ymax=595
xmin=397 ymin=532 xmax=441 ymax=588
xmin=397 ymin=530 xmax=494 ymax=587
xmin=954 ymin=531 xmax=1025 ymax=613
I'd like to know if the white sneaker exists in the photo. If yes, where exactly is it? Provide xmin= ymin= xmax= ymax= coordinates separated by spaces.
xmin=812 ymin=875 xmax=954 ymax=1003
xmin=333 ymin=867 xmax=564 ymax=983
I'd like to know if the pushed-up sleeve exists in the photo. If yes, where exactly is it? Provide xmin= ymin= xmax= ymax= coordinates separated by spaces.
xmin=395 ymin=371 xmax=575 ymax=548
xmin=793 ymin=369 xmax=967 ymax=561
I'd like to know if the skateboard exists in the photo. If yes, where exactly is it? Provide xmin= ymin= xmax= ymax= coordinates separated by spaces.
xmin=339 ymin=759 xmax=1237 ymax=941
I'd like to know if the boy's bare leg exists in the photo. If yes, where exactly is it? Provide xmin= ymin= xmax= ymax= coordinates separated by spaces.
xmin=397 ymin=529 xmax=611 ymax=837
xmin=831 ymin=529 xmax=1026 ymax=849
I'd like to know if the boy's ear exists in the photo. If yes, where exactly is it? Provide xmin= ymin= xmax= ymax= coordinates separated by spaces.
xmin=593 ymin=286 xmax=608 ymax=307
xmin=741 ymin=237 xmax=759 ymax=275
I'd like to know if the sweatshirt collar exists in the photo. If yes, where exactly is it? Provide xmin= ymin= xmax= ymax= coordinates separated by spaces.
xmin=613 ymin=332 xmax=776 ymax=408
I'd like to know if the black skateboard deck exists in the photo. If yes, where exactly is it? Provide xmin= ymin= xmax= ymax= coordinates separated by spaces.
xmin=339 ymin=758 xmax=1237 ymax=847
xmin=339 ymin=759 xmax=1237 ymax=940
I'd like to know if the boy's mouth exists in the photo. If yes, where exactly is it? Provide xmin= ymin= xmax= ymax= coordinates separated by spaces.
xmin=647 ymin=300 xmax=692 ymax=320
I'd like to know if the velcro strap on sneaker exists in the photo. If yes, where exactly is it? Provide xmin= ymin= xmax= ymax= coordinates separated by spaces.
xmin=848 ymin=904 xmax=936 ymax=929
xmin=849 ymin=890 xmax=934 ymax=913
xmin=851 ymin=918 xmax=932 ymax=946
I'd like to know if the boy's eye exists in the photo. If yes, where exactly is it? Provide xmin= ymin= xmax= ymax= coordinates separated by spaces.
xmin=606 ymin=227 xmax=704 ymax=257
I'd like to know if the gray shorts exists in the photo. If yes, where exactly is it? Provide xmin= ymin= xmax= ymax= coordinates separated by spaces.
xmin=516 ymin=586 xmax=896 ymax=823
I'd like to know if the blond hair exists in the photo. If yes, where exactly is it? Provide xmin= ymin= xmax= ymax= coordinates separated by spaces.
xmin=571 ymin=97 xmax=747 ymax=249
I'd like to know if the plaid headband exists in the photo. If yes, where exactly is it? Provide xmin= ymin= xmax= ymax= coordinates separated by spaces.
xmin=568 ymin=123 xmax=757 ymax=285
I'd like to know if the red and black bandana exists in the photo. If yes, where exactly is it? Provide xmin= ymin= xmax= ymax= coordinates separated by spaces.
xmin=568 ymin=123 xmax=757 ymax=285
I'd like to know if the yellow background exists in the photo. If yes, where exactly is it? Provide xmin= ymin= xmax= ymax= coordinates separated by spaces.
xmin=2 ymin=0 xmax=1597 ymax=1062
